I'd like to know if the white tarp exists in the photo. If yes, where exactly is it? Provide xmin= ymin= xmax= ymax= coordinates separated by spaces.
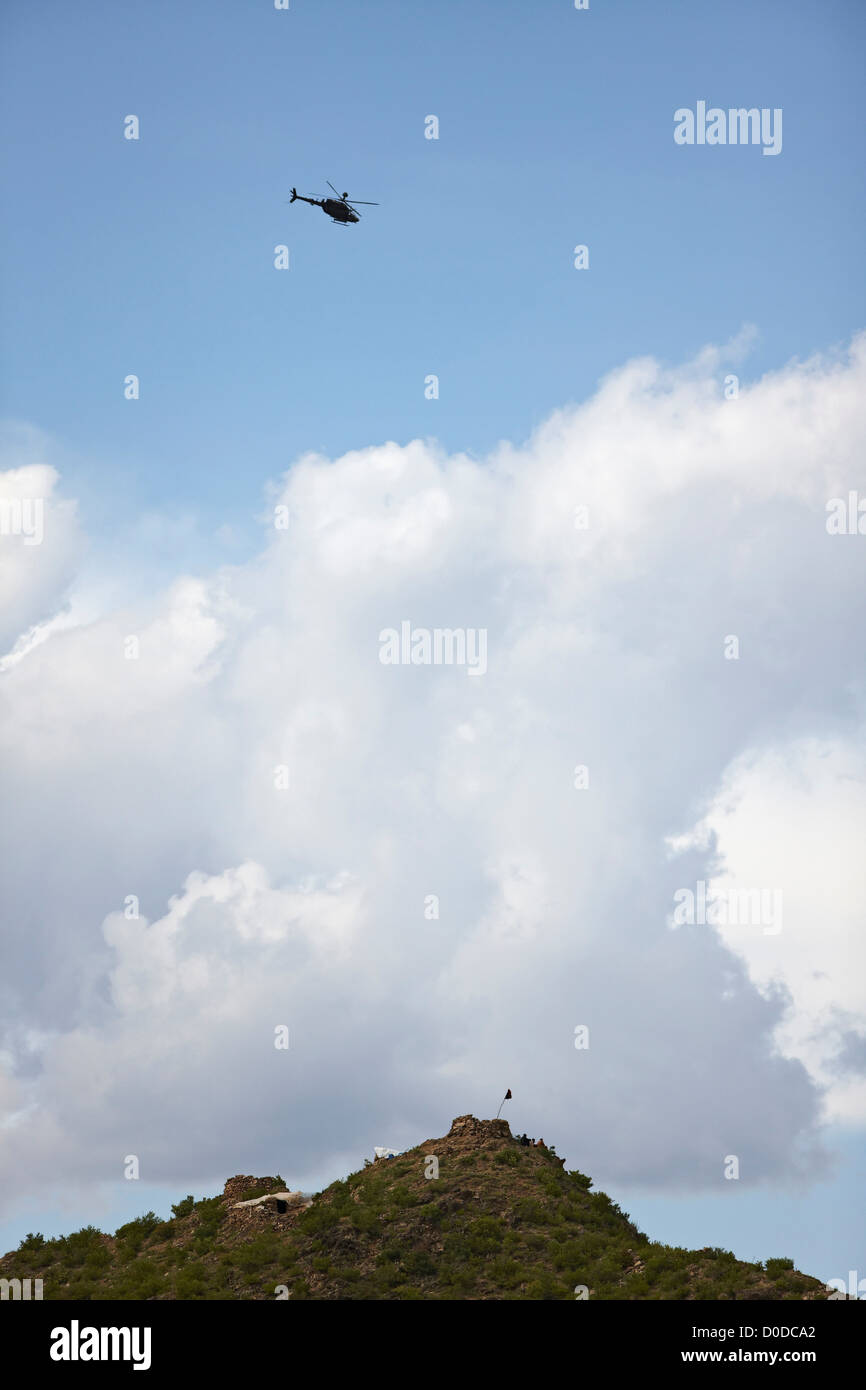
xmin=232 ymin=1191 xmax=305 ymax=1208
xmin=374 ymin=1146 xmax=401 ymax=1159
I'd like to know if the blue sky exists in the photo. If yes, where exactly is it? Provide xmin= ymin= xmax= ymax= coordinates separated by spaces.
xmin=2 ymin=0 xmax=864 ymax=554
xmin=1 ymin=0 xmax=865 ymax=1294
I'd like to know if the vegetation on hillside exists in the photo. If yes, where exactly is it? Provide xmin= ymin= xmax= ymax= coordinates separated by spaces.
xmin=0 ymin=1128 xmax=828 ymax=1301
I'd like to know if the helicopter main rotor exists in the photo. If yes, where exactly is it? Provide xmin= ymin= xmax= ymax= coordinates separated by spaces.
xmin=326 ymin=180 xmax=379 ymax=214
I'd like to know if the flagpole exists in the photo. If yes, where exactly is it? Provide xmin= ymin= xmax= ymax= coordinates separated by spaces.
xmin=496 ymin=1089 xmax=511 ymax=1119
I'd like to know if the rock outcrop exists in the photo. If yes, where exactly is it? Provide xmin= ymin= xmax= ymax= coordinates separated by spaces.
xmin=222 ymin=1175 xmax=279 ymax=1204
xmin=447 ymin=1114 xmax=512 ymax=1144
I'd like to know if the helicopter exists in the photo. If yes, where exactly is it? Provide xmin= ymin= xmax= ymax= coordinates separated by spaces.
xmin=289 ymin=181 xmax=379 ymax=225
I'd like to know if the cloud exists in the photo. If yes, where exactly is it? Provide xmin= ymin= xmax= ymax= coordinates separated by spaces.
xmin=0 ymin=333 xmax=864 ymax=1213
xmin=669 ymin=738 xmax=866 ymax=1125
xmin=0 ymin=463 xmax=84 ymax=654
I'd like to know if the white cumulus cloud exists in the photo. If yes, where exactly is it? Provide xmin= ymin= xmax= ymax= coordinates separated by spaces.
xmin=0 ymin=334 xmax=864 ymax=1214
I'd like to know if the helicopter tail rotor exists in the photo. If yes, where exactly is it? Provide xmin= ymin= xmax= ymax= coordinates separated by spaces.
xmin=289 ymin=187 xmax=298 ymax=202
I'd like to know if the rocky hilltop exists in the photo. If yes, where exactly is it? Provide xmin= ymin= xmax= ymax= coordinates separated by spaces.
xmin=0 ymin=1116 xmax=828 ymax=1300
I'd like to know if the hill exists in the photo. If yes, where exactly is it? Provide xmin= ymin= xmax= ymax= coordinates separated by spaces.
xmin=0 ymin=1115 xmax=829 ymax=1300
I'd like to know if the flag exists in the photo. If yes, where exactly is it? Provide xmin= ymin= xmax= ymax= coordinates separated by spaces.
xmin=496 ymin=1088 xmax=512 ymax=1118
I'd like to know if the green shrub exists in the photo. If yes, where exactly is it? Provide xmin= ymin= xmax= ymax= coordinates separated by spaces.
xmin=494 ymin=1149 xmax=520 ymax=1167
xmin=322 ymin=1178 xmax=354 ymax=1210
xmin=466 ymin=1216 xmax=504 ymax=1255
xmin=385 ymin=1162 xmax=413 ymax=1181
xmin=113 ymin=1257 xmax=162 ymax=1300
xmin=526 ymin=1269 xmax=567 ymax=1300
xmin=150 ymin=1221 xmax=177 ymax=1242
xmin=300 ymin=1203 xmax=342 ymax=1235
xmin=552 ymin=1238 xmax=586 ymax=1270
xmin=174 ymin=1262 xmax=208 ymax=1299
xmin=537 ymin=1173 xmax=562 ymax=1198
xmin=403 ymin=1249 xmax=437 ymax=1276
xmin=83 ymin=1245 xmax=112 ymax=1273
xmin=766 ymin=1257 xmax=795 ymax=1277
xmin=390 ymin=1183 xmax=417 ymax=1209
xmin=349 ymin=1209 xmax=380 ymax=1235
xmin=514 ymin=1198 xmax=548 ymax=1225
xmin=64 ymin=1274 xmax=102 ymax=1300
xmin=591 ymin=1192 xmax=628 ymax=1220
xmin=377 ymin=1242 xmax=402 ymax=1264
xmin=171 ymin=1195 xmax=195 ymax=1219
xmin=114 ymin=1213 xmax=162 ymax=1255
xmin=489 ymin=1256 xmax=523 ymax=1288
xmin=237 ymin=1233 xmax=281 ymax=1273
xmin=193 ymin=1196 xmax=224 ymax=1242
xmin=17 ymin=1232 xmax=46 ymax=1253
xmin=58 ymin=1226 xmax=106 ymax=1268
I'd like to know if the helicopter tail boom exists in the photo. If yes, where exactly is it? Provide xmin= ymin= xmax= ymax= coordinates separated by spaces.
xmin=289 ymin=189 xmax=322 ymax=208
